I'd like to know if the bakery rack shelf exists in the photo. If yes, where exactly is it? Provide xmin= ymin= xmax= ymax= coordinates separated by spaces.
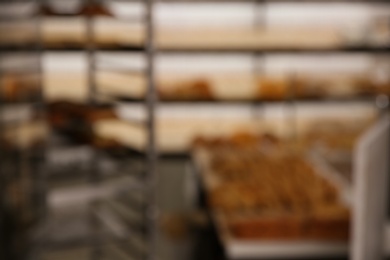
xmin=117 ymin=147 xmax=190 ymax=159
xmin=31 ymin=235 xmax=142 ymax=259
xmin=18 ymin=46 xmax=390 ymax=53
xmin=0 ymin=0 xmax=37 ymax=2
xmin=116 ymin=96 xmax=379 ymax=105
xmin=0 ymin=36 xmax=45 ymax=260
xmin=13 ymin=0 xmax=158 ymax=259
xmin=157 ymin=46 xmax=390 ymax=54
xmin=40 ymin=12 xmax=144 ymax=23
xmin=109 ymin=0 xmax=390 ymax=2
xmin=0 ymin=15 xmax=39 ymax=22
xmin=38 ymin=46 xmax=146 ymax=52
xmin=0 ymin=46 xmax=41 ymax=52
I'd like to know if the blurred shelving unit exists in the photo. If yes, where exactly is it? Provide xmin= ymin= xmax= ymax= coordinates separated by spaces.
xmin=139 ymin=0 xmax=390 ymax=147
xmin=0 ymin=0 xmax=389 ymax=259
xmin=0 ymin=0 xmax=46 ymax=259
xmin=146 ymin=0 xmax=390 ymax=260
xmin=0 ymin=0 xmax=157 ymax=259
xmin=36 ymin=1 xmax=390 ymax=258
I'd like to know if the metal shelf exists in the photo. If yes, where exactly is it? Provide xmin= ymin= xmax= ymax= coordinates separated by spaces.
xmin=116 ymin=96 xmax=378 ymax=105
xmin=31 ymin=45 xmax=390 ymax=53
xmin=0 ymin=0 xmax=156 ymax=258
xmin=158 ymin=46 xmax=390 ymax=54
xmin=0 ymin=15 xmax=39 ymax=22
xmin=40 ymin=45 xmax=145 ymax=52
xmin=0 ymin=0 xmax=38 ymax=2
xmin=106 ymin=0 xmax=390 ymax=2
xmin=0 ymin=45 xmax=40 ymax=52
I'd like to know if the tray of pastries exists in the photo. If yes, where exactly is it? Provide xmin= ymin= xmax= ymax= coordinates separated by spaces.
xmin=192 ymin=132 xmax=351 ymax=242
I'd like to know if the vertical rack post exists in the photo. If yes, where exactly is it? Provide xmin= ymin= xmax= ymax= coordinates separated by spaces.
xmin=145 ymin=0 xmax=158 ymax=258
xmin=85 ymin=1 xmax=102 ymax=259
xmin=252 ymin=0 xmax=266 ymax=75
xmin=35 ymin=0 xmax=47 ymax=219
xmin=86 ymin=0 xmax=100 ymax=185
xmin=0 ymin=27 xmax=4 ymax=260
xmin=87 ymin=0 xmax=96 ymax=107
xmin=252 ymin=0 xmax=266 ymax=123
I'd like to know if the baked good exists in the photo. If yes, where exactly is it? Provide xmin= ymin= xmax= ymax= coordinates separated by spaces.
xmin=0 ymin=74 xmax=40 ymax=102
xmin=292 ymin=76 xmax=328 ymax=99
xmin=195 ymin=133 xmax=350 ymax=241
xmin=343 ymin=75 xmax=390 ymax=97
xmin=228 ymin=204 xmax=349 ymax=240
xmin=158 ymin=79 xmax=213 ymax=101
xmin=304 ymin=120 xmax=368 ymax=152
xmin=352 ymin=76 xmax=376 ymax=96
xmin=41 ymin=3 xmax=112 ymax=16
xmin=229 ymin=214 xmax=305 ymax=240
xmin=48 ymin=102 xmax=117 ymax=145
xmin=210 ymin=154 xmax=339 ymax=212
xmin=257 ymin=78 xmax=289 ymax=100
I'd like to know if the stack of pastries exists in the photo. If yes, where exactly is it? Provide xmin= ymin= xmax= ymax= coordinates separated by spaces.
xmin=194 ymin=132 xmax=350 ymax=240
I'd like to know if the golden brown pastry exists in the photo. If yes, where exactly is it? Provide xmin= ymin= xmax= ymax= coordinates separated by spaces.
xmin=0 ymin=74 xmax=40 ymax=102
xmin=257 ymin=78 xmax=289 ymax=100
xmin=292 ymin=76 xmax=328 ymax=99
xmin=48 ymin=102 xmax=117 ymax=146
xmin=159 ymin=79 xmax=214 ymax=101
xmin=353 ymin=77 xmax=376 ymax=96
xmin=41 ymin=3 xmax=112 ymax=16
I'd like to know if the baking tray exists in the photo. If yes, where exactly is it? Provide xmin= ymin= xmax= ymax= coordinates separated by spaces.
xmin=192 ymin=147 xmax=351 ymax=259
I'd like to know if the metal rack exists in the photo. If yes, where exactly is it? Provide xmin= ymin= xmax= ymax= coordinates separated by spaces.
xmin=39 ymin=0 xmax=388 ymax=258
xmin=22 ymin=0 xmax=158 ymax=260
xmin=0 ymin=0 xmax=46 ymax=259
xmin=0 ymin=0 xmax=156 ymax=259
xmin=0 ymin=0 xmax=389 ymax=259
